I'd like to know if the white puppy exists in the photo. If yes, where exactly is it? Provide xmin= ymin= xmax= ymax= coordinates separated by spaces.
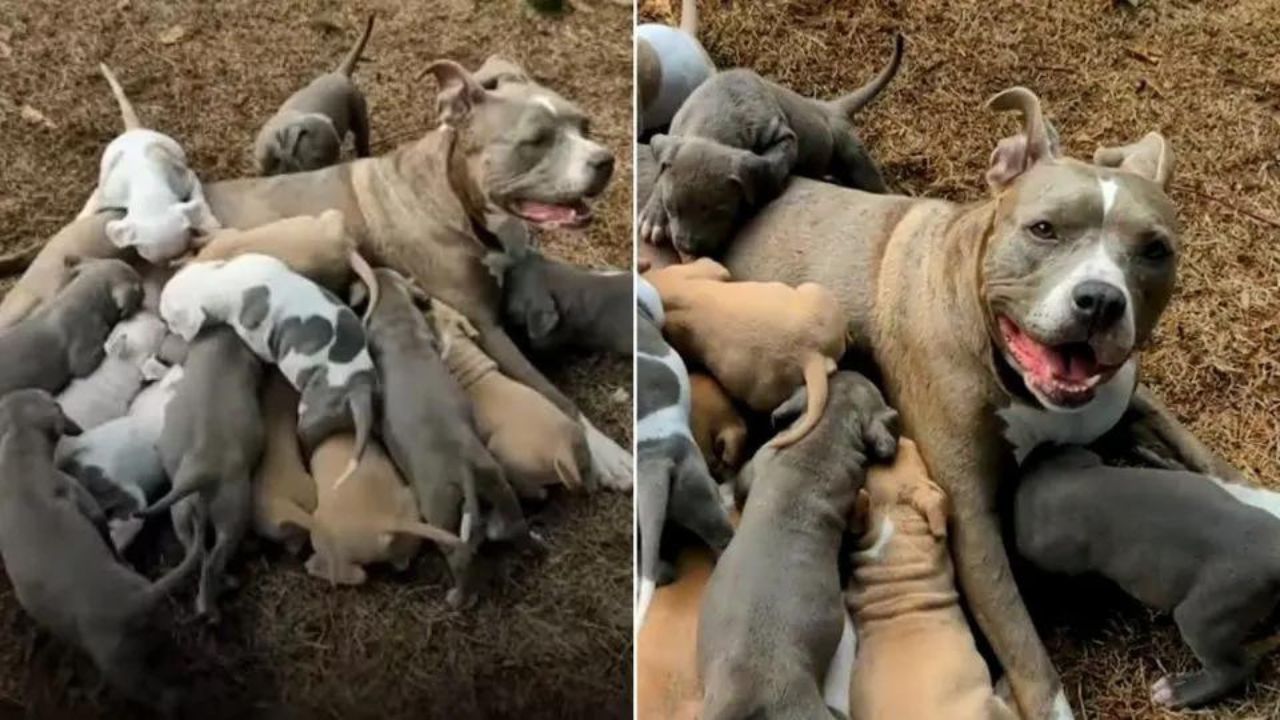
xmin=56 ymin=310 xmax=170 ymax=430
xmin=81 ymin=64 xmax=218 ymax=263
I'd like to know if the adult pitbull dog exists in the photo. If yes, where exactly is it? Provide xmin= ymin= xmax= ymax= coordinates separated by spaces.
xmin=0 ymin=56 xmax=631 ymax=490
xmin=720 ymin=87 xmax=1244 ymax=719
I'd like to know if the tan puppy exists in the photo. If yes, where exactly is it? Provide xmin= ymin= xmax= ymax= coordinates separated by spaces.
xmin=251 ymin=372 xmax=316 ymax=553
xmin=847 ymin=439 xmax=1015 ymax=720
xmin=688 ymin=372 xmax=747 ymax=480
xmin=193 ymin=210 xmax=378 ymax=319
xmin=637 ymin=545 xmax=712 ymax=720
xmin=302 ymin=435 xmax=460 ymax=585
xmin=645 ymin=258 xmax=846 ymax=448
xmin=431 ymin=299 xmax=590 ymax=498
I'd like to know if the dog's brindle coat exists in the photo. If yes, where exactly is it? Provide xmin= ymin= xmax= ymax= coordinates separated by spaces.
xmin=0 ymin=57 xmax=631 ymax=489
xmin=722 ymin=88 xmax=1243 ymax=719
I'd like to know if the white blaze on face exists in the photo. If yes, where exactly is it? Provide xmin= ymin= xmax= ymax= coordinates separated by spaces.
xmin=1098 ymin=177 xmax=1119 ymax=221
xmin=1026 ymin=242 xmax=1135 ymax=348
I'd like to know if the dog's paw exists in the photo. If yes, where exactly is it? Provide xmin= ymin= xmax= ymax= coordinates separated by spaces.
xmin=583 ymin=419 xmax=632 ymax=492
xmin=637 ymin=201 xmax=668 ymax=246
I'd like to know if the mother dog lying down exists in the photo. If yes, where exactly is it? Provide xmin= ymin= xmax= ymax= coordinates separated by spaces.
xmin=0 ymin=57 xmax=631 ymax=490
xmin=719 ymin=87 xmax=1254 ymax=719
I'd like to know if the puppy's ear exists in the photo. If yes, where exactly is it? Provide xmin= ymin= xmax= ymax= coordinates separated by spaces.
xmin=863 ymin=407 xmax=900 ymax=462
xmin=105 ymin=219 xmax=136 ymax=248
xmin=985 ymin=86 xmax=1059 ymax=192
xmin=907 ymin=481 xmax=949 ymax=539
xmin=730 ymin=152 xmax=774 ymax=208
xmin=280 ymin=124 xmax=306 ymax=157
xmin=63 ymin=254 xmax=85 ymax=279
xmin=1094 ymin=132 xmax=1174 ymax=188
xmin=422 ymin=60 xmax=486 ymax=125
xmin=482 ymin=252 xmax=513 ymax=284
xmin=55 ymin=404 xmax=83 ymax=437
xmin=111 ymin=280 xmax=142 ymax=316
xmin=650 ymin=134 xmax=678 ymax=168
xmin=527 ymin=304 xmax=559 ymax=343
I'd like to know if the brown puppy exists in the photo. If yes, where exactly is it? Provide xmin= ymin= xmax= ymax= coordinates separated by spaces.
xmin=848 ymin=438 xmax=1016 ymax=720
xmin=688 ymin=372 xmax=747 ymax=480
xmin=645 ymin=258 xmax=846 ymax=448
xmin=302 ymin=435 xmax=460 ymax=586
xmin=637 ymin=545 xmax=715 ymax=720
xmin=252 ymin=372 xmax=317 ymax=553
xmin=431 ymin=299 xmax=591 ymax=499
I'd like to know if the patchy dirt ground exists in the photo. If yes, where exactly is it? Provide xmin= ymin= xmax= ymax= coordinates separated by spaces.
xmin=0 ymin=0 xmax=632 ymax=718
xmin=641 ymin=0 xmax=1279 ymax=718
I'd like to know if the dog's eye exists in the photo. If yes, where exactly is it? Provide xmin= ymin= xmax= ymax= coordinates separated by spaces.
xmin=1139 ymin=234 xmax=1172 ymax=262
xmin=1027 ymin=221 xmax=1057 ymax=240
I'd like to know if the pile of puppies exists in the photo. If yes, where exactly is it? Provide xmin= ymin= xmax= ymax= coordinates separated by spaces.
xmin=0 ymin=16 xmax=630 ymax=713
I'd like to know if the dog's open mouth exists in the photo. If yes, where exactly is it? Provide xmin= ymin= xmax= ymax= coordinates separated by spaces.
xmin=512 ymin=200 xmax=593 ymax=229
xmin=997 ymin=316 xmax=1123 ymax=408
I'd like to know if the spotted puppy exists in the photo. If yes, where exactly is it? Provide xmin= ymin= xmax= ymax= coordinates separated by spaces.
xmin=635 ymin=275 xmax=734 ymax=629
xmin=56 ymin=310 xmax=170 ymax=430
xmin=0 ymin=258 xmax=142 ymax=397
xmin=159 ymin=253 xmax=376 ymax=487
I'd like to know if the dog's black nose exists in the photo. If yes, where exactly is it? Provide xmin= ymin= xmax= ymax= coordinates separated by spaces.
xmin=590 ymin=150 xmax=615 ymax=176
xmin=1071 ymin=280 xmax=1127 ymax=330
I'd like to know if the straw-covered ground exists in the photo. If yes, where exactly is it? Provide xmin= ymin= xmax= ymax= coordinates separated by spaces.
xmin=640 ymin=0 xmax=1279 ymax=718
xmin=0 ymin=1 xmax=632 ymax=718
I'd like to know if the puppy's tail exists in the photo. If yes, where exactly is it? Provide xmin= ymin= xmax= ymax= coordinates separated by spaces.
xmin=348 ymin=250 xmax=379 ymax=324
xmin=137 ymin=469 xmax=215 ymax=519
xmin=679 ymin=0 xmax=698 ymax=36
xmin=828 ymin=33 xmax=904 ymax=119
xmin=136 ymin=502 xmax=205 ymax=612
xmin=390 ymin=519 xmax=463 ymax=548
xmin=333 ymin=388 xmax=375 ymax=489
xmin=336 ymin=14 xmax=376 ymax=77
xmin=99 ymin=63 xmax=142 ymax=131
xmin=766 ymin=354 xmax=835 ymax=449
xmin=0 ymin=243 xmax=42 ymax=277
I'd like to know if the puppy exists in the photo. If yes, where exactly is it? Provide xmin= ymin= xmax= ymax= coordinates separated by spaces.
xmin=1017 ymin=446 xmax=1280 ymax=709
xmin=0 ymin=258 xmax=142 ymax=396
xmin=638 ymin=35 xmax=902 ymax=258
xmin=0 ymin=389 xmax=202 ymax=712
xmin=84 ymin=64 xmax=219 ymax=262
xmin=159 ymin=253 xmax=377 ymax=487
xmin=636 ymin=0 xmax=715 ymax=134
xmin=56 ymin=310 xmax=170 ymax=430
xmin=698 ymin=372 xmax=898 ymax=720
xmin=55 ymin=365 xmax=185 ymax=552
xmin=645 ymin=258 xmax=847 ymax=448
xmin=688 ymin=372 xmax=747 ymax=481
xmin=848 ymin=438 xmax=1016 ymax=720
xmin=484 ymin=232 xmax=633 ymax=356
xmin=635 ymin=275 xmax=734 ymax=628
xmin=367 ymin=267 xmax=527 ymax=607
xmin=193 ymin=210 xmax=379 ymax=320
xmin=254 ymin=16 xmax=374 ymax=175
xmin=252 ymin=373 xmax=318 ymax=554
xmin=142 ymin=327 xmax=265 ymax=620
xmin=431 ymin=298 xmax=591 ymax=499
xmin=301 ymin=435 xmax=461 ymax=585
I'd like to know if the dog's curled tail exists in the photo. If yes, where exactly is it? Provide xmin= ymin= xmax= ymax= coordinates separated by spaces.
xmin=99 ymin=63 xmax=142 ymax=131
xmin=136 ymin=502 xmax=205 ymax=613
xmin=348 ymin=250 xmax=379 ymax=323
xmin=337 ymin=14 xmax=376 ymax=77
xmin=137 ymin=470 xmax=215 ymax=519
xmin=391 ymin=519 xmax=463 ymax=548
xmin=679 ymin=0 xmax=698 ymax=36
xmin=766 ymin=354 xmax=835 ymax=449
xmin=829 ymin=33 xmax=905 ymax=119
xmin=333 ymin=388 xmax=375 ymax=489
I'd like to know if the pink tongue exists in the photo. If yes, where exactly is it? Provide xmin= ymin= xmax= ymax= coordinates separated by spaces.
xmin=1002 ymin=318 xmax=1096 ymax=383
xmin=518 ymin=202 xmax=576 ymax=224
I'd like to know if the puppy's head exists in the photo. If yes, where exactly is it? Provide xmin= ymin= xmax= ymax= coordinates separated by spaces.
xmin=0 ymin=389 xmax=82 ymax=441
xmin=422 ymin=59 xmax=614 ymax=230
xmin=159 ymin=261 xmax=220 ymax=341
xmin=271 ymin=116 xmax=343 ymax=174
xmin=66 ymin=257 xmax=143 ymax=318
xmin=980 ymin=87 xmax=1178 ymax=411
xmin=106 ymin=202 xmax=202 ymax=264
xmin=770 ymin=371 xmax=899 ymax=465
xmin=863 ymin=438 xmax=948 ymax=539
xmin=104 ymin=311 xmax=167 ymax=363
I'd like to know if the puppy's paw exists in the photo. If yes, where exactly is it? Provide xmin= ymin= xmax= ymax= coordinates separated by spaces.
xmin=583 ymin=419 xmax=632 ymax=492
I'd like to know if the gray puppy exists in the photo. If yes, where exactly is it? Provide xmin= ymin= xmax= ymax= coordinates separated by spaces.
xmin=141 ymin=327 xmax=265 ymax=620
xmin=1017 ymin=446 xmax=1280 ymax=709
xmin=367 ymin=267 xmax=530 ymax=608
xmin=698 ymin=371 xmax=899 ymax=720
xmin=0 ymin=389 xmax=202 ymax=712
xmin=253 ymin=15 xmax=375 ymax=175
xmin=0 ymin=258 xmax=142 ymax=396
xmin=639 ymin=34 xmax=903 ymax=259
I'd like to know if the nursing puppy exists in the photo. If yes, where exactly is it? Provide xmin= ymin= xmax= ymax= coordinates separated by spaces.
xmin=301 ymin=435 xmax=461 ymax=585
xmin=0 ymin=258 xmax=142 ymax=397
xmin=254 ymin=15 xmax=375 ymax=175
xmin=639 ymin=35 xmax=903 ymax=258
xmin=635 ymin=275 xmax=734 ymax=628
xmin=84 ymin=64 xmax=219 ymax=262
xmin=848 ymin=438 xmax=1015 ymax=720
xmin=636 ymin=0 xmax=715 ymax=134
xmin=0 ymin=389 xmax=202 ymax=712
xmin=252 ymin=373 xmax=318 ymax=553
xmin=193 ymin=210 xmax=379 ymax=319
xmin=143 ymin=327 xmax=265 ymax=620
xmin=159 ymin=253 xmax=377 ymax=488
xmin=432 ymin=299 xmax=591 ymax=499
xmin=689 ymin=372 xmax=748 ymax=481
xmin=485 ymin=235 xmax=633 ymax=356
xmin=646 ymin=258 xmax=847 ymax=448
xmin=57 ymin=310 xmax=170 ymax=430
xmin=698 ymin=372 xmax=898 ymax=720
xmin=1017 ymin=446 xmax=1280 ymax=709
xmin=367 ymin=267 xmax=526 ymax=607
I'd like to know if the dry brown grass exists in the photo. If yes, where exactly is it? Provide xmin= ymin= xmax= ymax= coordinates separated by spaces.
xmin=640 ymin=0 xmax=1279 ymax=717
xmin=0 ymin=0 xmax=633 ymax=717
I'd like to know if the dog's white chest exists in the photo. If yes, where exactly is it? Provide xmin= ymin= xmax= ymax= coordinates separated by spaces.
xmin=998 ymin=360 xmax=1137 ymax=464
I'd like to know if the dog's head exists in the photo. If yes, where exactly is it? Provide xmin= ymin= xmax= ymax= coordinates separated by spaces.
xmin=159 ymin=260 xmax=222 ymax=341
xmin=65 ymin=257 xmax=144 ymax=319
xmin=105 ymin=203 xmax=203 ymax=264
xmin=0 ymin=389 xmax=82 ymax=442
xmin=979 ymin=87 xmax=1178 ymax=411
xmin=268 ymin=116 xmax=342 ymax=175
xmin=422 ymin=58 xmax=614 ymax=230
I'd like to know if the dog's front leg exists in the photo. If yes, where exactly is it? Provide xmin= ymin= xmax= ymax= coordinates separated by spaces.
xmin=475 ymin=321 xmax=632 ymax=492
xmin=1124 ymin=384 xmax=1249 ymax=484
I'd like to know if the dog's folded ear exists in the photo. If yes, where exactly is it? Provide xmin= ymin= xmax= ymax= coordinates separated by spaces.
xmin=985 ymin=86 xmax=1060 ymax=192
xmin=1093 ymin=132 xmax=1174 ymax=188
xmin=650 ymin=134 xmax=678 ymax=169
xmin=731 ymin=151 xmax=776 ymax=209
xmin=422 ymin=60 xmax=487 ymax=125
